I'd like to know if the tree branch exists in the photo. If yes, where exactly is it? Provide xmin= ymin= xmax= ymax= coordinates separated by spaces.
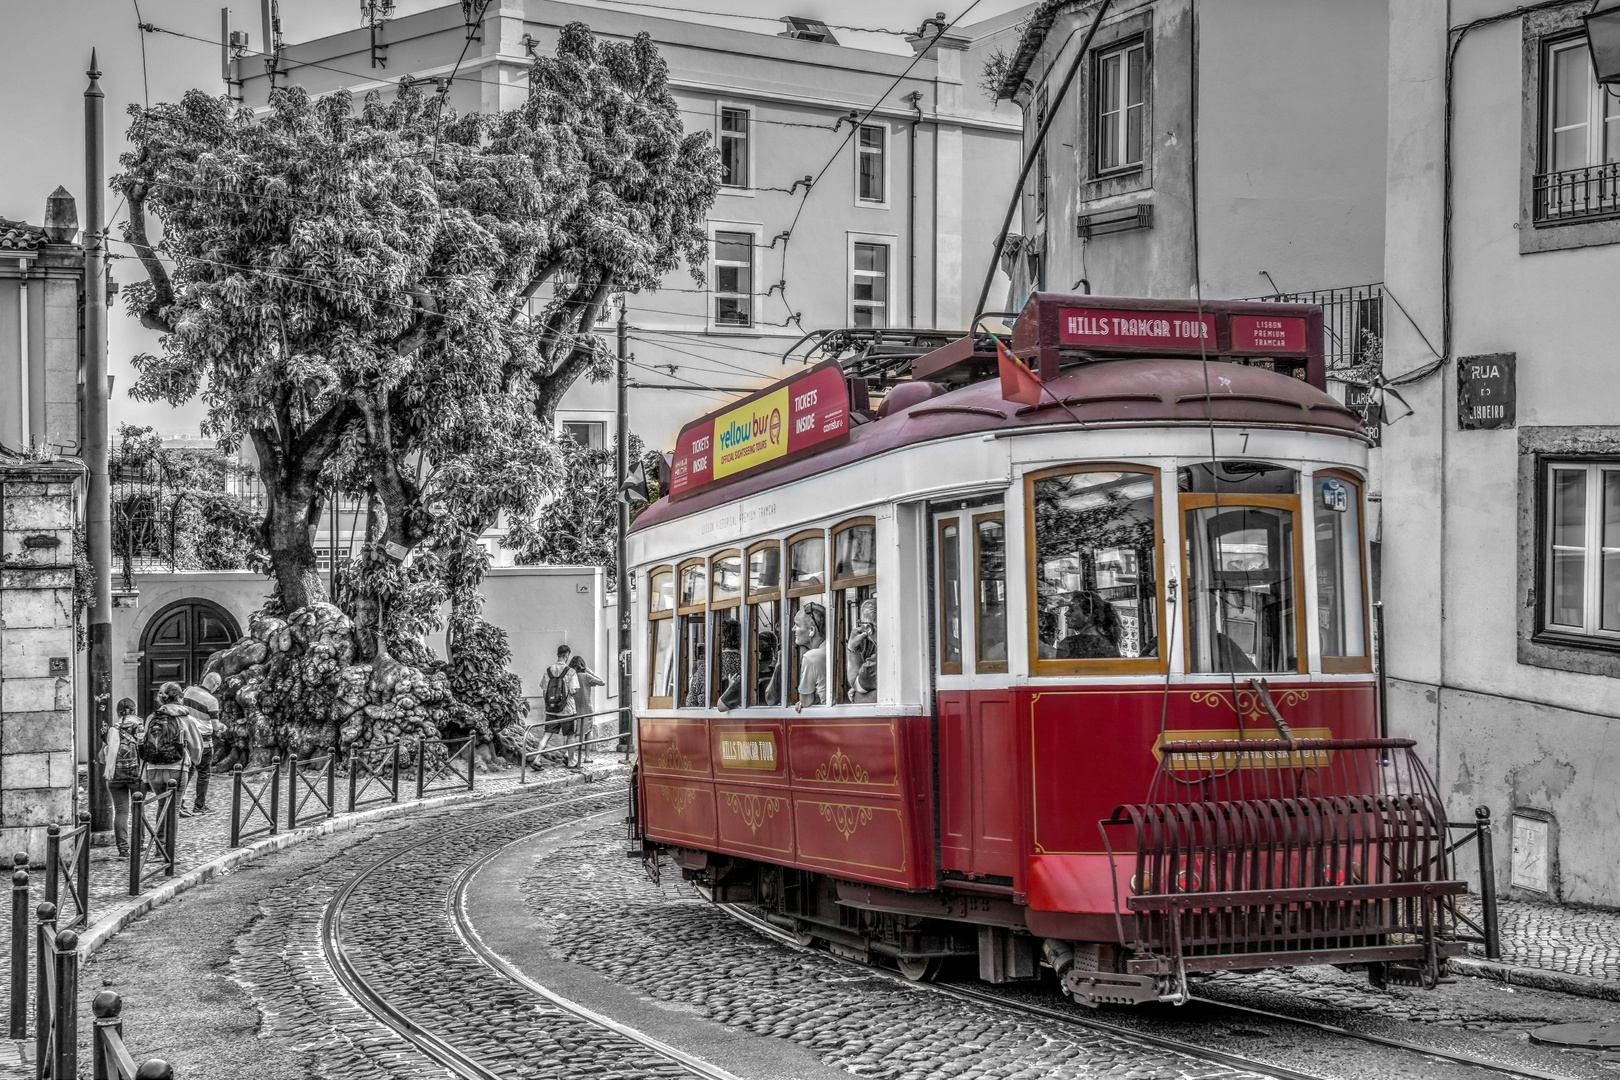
xmin=120 ymin=182 xmax=177 ymax=334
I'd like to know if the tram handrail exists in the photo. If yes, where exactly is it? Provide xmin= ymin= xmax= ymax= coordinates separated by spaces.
xmin=517 ymin=708 xmax=631 ymax=781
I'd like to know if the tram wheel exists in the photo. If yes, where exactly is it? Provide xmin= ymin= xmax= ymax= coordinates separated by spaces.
xmin=792 ymin=925 xmax=818 ymax=948
xmin=895 ymin=955 xmax=943 ymax=983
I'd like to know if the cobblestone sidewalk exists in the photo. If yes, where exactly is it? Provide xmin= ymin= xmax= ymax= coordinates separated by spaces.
xmin=1457 ymin=894 xmax=1620 ymax=983
xmin=0 ymin=751 xmax=624 ymax=1013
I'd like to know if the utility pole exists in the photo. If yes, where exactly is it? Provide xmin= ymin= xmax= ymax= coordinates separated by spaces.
xmin=615 ymin=304 xmax=631 ymax=749
xmin=84 ymin=52 xmax=113 ymax=837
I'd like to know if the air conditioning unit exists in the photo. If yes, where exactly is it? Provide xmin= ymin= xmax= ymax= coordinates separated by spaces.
xmin=779 ymin=17 xmax=839 ymax=45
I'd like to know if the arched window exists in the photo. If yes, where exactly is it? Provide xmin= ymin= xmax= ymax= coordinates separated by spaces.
xmin=831 ymin=518 xmax=878 ymax=703
xmin=647 ymin=566 xmax=675 ymax=709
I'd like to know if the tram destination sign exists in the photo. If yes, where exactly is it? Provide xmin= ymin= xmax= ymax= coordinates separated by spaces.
xmin=1058 ymin=306 xmax=1217 ymax=349
xmin=668 ymin=360 xmax=850 ymax=501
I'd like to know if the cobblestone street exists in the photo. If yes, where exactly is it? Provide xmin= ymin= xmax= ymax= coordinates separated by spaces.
xmin=38 ymin=784 xmax=1620 ymax=1080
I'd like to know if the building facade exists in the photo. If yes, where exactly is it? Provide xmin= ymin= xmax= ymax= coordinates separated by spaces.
xmin=989 ymin=0 xmax=1387 ymax=343
xmin=1383 ymin=0 xmax=1620 ymax=907
xmin=1 ymin=192 xmax=85 ymax=456
xmin=234 ymin=1 xmax=1024 ymax=453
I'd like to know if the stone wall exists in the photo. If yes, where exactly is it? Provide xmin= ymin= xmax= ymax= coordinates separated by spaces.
xmin=0 ymin=456 xmax=82 ymax=863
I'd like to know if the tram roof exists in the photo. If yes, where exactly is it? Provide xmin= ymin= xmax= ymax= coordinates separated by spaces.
xmin=632 ymin=356 xmax=1364 ymax=532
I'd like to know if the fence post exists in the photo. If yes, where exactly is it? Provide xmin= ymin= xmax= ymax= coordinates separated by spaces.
xmin=35 ymin=901 xmax=55 ymax=1078
xmin=419 ymin=738 xmax=431 ymax=799
xmin=164 ymin=781 xmax=180 ymax=876
xmin=287 ymin=759 xmax=299 ymax=832
xmin=230 ymin=767 xmax=244 ymax=847
xmin=270 ymin=759 xmax=282 ymax=836
xmin=92 ymin=990 xmax=121 ymax=1080
xmin=327 ymin=755 xmax=337 ymax=818
xmin=128 ymin=792 xmax=145 ymax=897
xmin=75 ymin=815 xmax=91 ymax=927
xmin=519 ymin=728 xmax=528 ymax=785
xmin=43 ymin=824 xmax=60 ymax=914
xmin=347 ymin=754 xmax=359 ymax=815
xmin=390 ymin=742 xmax=401 ymax=804
xmin=52 ymin=927 xmax=78 ymax=1080
xmin=466 ymin=738 xmax=475 ymax=792
xmin=1475 ymin=805 xmax=1501 ymax=960
xmin=10 ymin=853 xmax=27 ymax=1040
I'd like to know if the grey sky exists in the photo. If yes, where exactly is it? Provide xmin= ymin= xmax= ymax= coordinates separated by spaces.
xmin=0 ymin=0 xmax=1025 ymax=438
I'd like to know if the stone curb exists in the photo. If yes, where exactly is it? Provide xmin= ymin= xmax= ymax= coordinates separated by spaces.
xmin=1452 ymin=956 xmax=1620 ymax=1002
xmin=76 ymin=762 xmax=625 ymax=961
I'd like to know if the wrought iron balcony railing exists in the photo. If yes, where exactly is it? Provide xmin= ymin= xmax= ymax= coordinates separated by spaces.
xmin=1241 ymin=282 xmax=1383 ymax=373
xmin=1534 ymin=162 xmax=1620 ymax=223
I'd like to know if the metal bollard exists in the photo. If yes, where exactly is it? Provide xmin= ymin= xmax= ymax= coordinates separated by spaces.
xmin=415 ymin=738 xmax=427 ymax=800
xmin=346 ymin=755 xmax=359 ymax=815
xmin=466 ymin=739 xmax=476 ymax=792
xmin=390 ymin=742 xmax=401 ymax=804
xmin=10 ymin=853 xmax=28 ymax=1039
xmin=164 ymin=780 xmax=181 ymax=876
xmin=1475 ymin=805 xmax=1501 ymax=960
xmin=229 ymin=767 xmax=244 ymax=847
xmin=129 ymin=791 xmax=146 ymax=897
xmin=287 ymin=760 xmax=299 ymax=832
xmin=327 ymin=755 xmax=337 ymax=818
xmin=53 ymin=927 xmax=79 ymax=1080
xmin=270 ymin=759 xmax=282 ymax=836
xmin=135 ymin=1059 xmax=174 ymax=1080
xmin=92 ymin=990 xmax=121 ymax=1080
xmin=35 ymin=901 xmax=55 ymax=1077
xmin=43 ymin=824 xmax=60 ymax=915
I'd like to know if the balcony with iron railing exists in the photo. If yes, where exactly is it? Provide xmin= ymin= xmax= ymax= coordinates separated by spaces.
xmin=1534 ymin=162 xmax=1620 ymax=224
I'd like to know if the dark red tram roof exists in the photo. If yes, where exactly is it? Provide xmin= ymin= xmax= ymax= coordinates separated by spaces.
xmin=633 ymin=356 xmax=1364 ymax=531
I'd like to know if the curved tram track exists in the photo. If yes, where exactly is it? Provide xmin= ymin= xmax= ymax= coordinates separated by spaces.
xmin=319 ymin=783 xmax=741 ymax=1080
xmin=715 ymin=903 xmax=1577 ymax=1080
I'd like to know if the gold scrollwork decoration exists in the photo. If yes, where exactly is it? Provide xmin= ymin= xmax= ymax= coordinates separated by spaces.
xmin=817 ymin=801 xmax=874 ymax=841
xmin=656 ymin=785 xmax=699 ymax=814
xmin=814 ymin=747 xmax=871 ymax=785
xmin=1190 ymin=688 xmax=1311 ymax=729
xmin=723 ymin=792 xmax=784 ymax=836
xmin=654 ymin=744 xmax=694 ymax=772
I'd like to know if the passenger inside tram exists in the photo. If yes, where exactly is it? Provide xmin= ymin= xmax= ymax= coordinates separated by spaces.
xmin=843 ymin=598 xmax=878 ymax=703
xmin=754 ymin=628 xmax=780 ymax=706
xmin=715 ymin=618 xmax=743 ymax=711
xmin=792 ymin=602 xmax=828 ymax=711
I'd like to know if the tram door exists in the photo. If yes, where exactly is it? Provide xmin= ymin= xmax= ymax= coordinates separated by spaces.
xmin=932 ymin=506 xmax=1018 ymax=881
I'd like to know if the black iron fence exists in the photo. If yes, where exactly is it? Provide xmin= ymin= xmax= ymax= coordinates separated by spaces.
xmin=43 ymin=820 xmax=90 ymax=933
xmin=127 ymin=783 xmax=180 ymax=897
xmin=286 ymin=755 xmax=337 ymax=830
xmin=1534 ymin=162 xmax=1620 ymax=223
xmin=1443 ymin=806 xmax=1503 ymax=961
xmin=228 ymin=761 xmax=282 ymax=847
xmin=111 ymin=469 xmax=265 ymax=584
xmin=416 ymin=736 xmax=476 ymax=799
xmin=1242 ymin=282 xmax=1384 ymax=374
xmin=347 ymin=743 xmax=404 ymax=811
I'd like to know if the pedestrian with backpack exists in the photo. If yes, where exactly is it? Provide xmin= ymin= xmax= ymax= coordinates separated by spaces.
xmin=142 ymin=683 xmax=200 ymax=817
xmin=541 ymin=645 xmax=579 ymax=764
xmin=101 ymin=698 xmax=144 ymax=857
xmin=179 ymin=672 xmax=221 ymax=815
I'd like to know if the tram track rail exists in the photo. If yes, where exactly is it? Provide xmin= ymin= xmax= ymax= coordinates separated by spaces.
xmin=715 ymin=901 xmax=1576 ymax=1080
xmin=316 ymin=782 xmax=739 ymax=1080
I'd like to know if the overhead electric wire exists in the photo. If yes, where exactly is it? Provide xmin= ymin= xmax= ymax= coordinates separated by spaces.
xmin=572 ymin=0 xmax=914 ymax=35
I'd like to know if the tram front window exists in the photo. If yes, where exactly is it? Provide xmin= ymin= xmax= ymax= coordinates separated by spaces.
xmin=1184 ymin=506 xmax=1299 ymax=673
xmin=1031 ymin=469 xmax=1160 ymax=663
xmin=1315 ymin=474 xmax=1367 ymax=664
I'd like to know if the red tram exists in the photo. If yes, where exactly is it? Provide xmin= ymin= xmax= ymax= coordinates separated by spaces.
xmin=628 ymin=293 xmax=1464 ymax=1006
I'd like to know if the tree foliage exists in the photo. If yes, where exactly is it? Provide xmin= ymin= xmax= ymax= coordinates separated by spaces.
xmin=114 ymin=24 xmax=717 ymax=760
xmin=505 ymin=433 xmax=664 ymax=576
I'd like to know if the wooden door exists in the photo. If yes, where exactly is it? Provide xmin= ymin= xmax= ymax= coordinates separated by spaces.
xmin=139 ymin=600 xmax=239 ymax=715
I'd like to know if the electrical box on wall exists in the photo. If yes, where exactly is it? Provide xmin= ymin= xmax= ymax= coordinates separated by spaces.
xmin=1511 ymin=810 xmax=1555 ymax=896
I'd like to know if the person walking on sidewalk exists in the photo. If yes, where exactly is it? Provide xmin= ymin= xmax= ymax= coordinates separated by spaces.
xmin=541 ymin=645 xmax=579 ymax=764
xmin=142 ymin=683 xmax=200 ymax=828
xmin=179 ymin=672 xmax=221 ymax=815
xmin=102 ymin=698 xmax=144 ymax=858
xmin=567 ymin=654 xmax=606 ymax=764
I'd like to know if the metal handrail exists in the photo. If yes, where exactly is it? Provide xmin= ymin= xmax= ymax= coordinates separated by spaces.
xmin=286 ymin=755 xmax=337 ymax=831
xmin=228 ymin=760 xmax=282 ymax=848
xmin=346 ymin=742 xmax=403 ymax=813
xmin=518 ymin=709 xmax=632 ymax=781
xmin=128 ymin=783 xmax=180 ymax=897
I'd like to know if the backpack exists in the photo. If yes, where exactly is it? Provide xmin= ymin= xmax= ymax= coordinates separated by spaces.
xmin=110 ymin=724 xmax=143 ymax=783
xmin=141 ymin=706 xmax=186 ymax=765
xmin=543 ymin=664 xmax=572 ymax=716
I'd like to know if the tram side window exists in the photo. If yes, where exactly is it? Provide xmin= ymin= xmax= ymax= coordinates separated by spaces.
xmin=712 ymin=553 xmax=743 ymax=710
xmin=939 ymin=521 xmax=962 ymax=674
xmin=1183 ymin=508 xmax=1300 ymax=674
xmin=975 ymin=513 xmax=1008 ymax=673
xmin=1315 ymin=474 xmax=1368 ymax=667
xmin=787 ymin=533 xmax=828 ymax=708
xmin=678 ymin=561 xmax=707 ymax=707
xmin=648 ymin=568 xmax=676 ymax=708
xmin=833 ymin=521 xmax=878 ymax=703
xmin=1030 ymin=468 xmax=1161 ymax=668
xmin=747 ymin=543 xmax=784 ymax=706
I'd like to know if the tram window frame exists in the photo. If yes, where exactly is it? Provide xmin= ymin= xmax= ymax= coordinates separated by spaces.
xmin=973 ymin=511 xmax=1009 ymax=674
xmin=710 ymin=550 xmax=743 ymax=710
xmin=1024 ymin=463 xmax=1168 ymax=678
xmin=647 ymin=565 xmax=676 ymax=710
xmin=1314 ymin=470 xmax=1372 ymax=674
xmin=785 ymin=529 xmax=830 ymax=709
xmin=1179 ymin=492 xmax=1308 ymax=676
xmin=746 ymin=539 xmax=785 ymax=707
xmin=938 ymin=518 xmax=964 ymax=675
xmin=832 ymin=517 xmax=879 ymax=704
xmin=676 ymin=557 xmax=709 ymax=708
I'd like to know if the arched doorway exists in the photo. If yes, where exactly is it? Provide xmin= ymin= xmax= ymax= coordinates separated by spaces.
xmin=138 ymin=599 xmax=240 ymax=716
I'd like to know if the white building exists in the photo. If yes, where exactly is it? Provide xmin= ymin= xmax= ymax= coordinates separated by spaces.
xmin=235 ymin=1 xmax=1025 ymax=452
xmin=1383 ymin=0 xmax=1620 ymax=906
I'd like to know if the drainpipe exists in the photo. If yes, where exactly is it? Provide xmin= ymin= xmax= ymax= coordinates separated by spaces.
xmin=906 ymin=91 xmax=923 ymax=329
xmin=17 ymin=266 xmax=29 ymax=448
